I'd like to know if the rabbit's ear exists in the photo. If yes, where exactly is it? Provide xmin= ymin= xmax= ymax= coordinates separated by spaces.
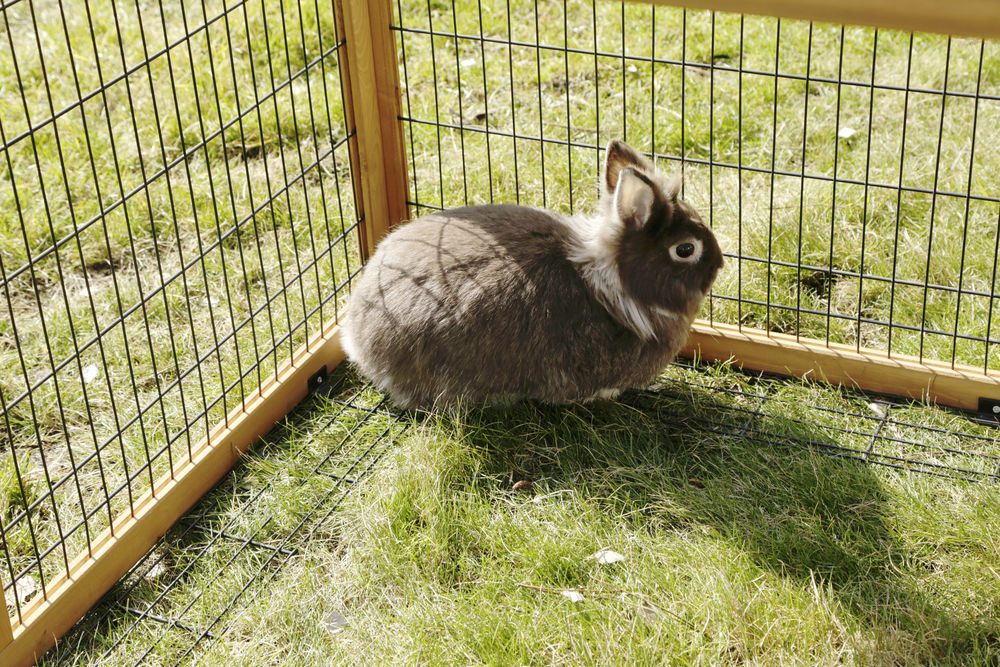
xmin=614 ymin=168 xmax=656 ymax=230
xmin=603 ymin=140 xmax=655 ymax=195
xmin=664 ymin=174 xmax=682 ymax=201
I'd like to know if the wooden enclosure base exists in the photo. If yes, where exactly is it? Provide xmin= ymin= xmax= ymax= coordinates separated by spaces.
xmin=0 ymin=322 xmax=346 ymax=667
xmin=682 ymin=321 xmax=1000 ymax=413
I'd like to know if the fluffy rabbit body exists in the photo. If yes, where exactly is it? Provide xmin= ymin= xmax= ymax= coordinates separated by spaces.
xmin=341 ymin=140 xmax=723 ymax=408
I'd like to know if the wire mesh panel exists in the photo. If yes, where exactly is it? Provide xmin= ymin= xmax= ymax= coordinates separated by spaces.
xmin=392 ymin=0 xmax=1000 ymax=371
xmin=0 ymin=0 xmax=359 ymax=637
xmin=2 ymin=0 xmax=1000 ymax=661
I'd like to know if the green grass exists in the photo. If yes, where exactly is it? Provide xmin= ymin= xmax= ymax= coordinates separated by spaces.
xmin=50 ymin=365 xmax=1000 ymax=664
xmin=1 ymin=0 xmax=358 ymax=592
xmin=2 ymin=0 xmax=1000 ymax=663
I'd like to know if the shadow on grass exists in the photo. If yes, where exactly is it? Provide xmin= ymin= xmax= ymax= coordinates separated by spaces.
xmin=435 ymin=378 xmax=998 ymax=660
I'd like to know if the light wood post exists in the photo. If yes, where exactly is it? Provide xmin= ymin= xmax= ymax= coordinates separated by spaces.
xmin=0 ymin=596 xmax=12 ymax=649
xmin=639 ymin=0 xmax=1000 ymax=39
xmin=337 ymin=0 xmax=410 ymax=260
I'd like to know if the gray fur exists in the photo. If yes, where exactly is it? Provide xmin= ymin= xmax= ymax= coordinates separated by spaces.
xmin=341 ymin=140 xmax=723 ymax=409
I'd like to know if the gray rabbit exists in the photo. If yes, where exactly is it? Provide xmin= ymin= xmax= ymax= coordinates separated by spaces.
xmin=341 ymin=140 xmax=723 ymax=409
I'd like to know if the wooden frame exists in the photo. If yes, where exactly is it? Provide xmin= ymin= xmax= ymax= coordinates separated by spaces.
xmin=649 ymin=0 xmax=1000 ymax=39
xmin=0 ymin=323 xmax=347 ymax=665
xmin=336 ymin=0 xmax=411 ymax=257
xmin=682 ymin=323 xmax=1000 ymax=412
xmin=2 ymin=0 xmax=996 ymax=663
xmin=649 ymin=0 xmax=1000 ymax=410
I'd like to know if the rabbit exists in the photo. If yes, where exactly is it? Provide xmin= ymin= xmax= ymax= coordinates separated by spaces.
xmin=340 ymin=139 xmax=723 ymax=409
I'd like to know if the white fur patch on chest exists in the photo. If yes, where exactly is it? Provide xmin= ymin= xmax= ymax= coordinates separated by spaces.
xmin=566 ymin=215 xmax=660 ymax=341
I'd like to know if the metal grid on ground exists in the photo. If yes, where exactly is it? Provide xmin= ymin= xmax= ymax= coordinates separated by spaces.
xmin=659 ymin=360 xmax=1000 ymax=484
xmin=53 ymin=367 xmax=406 ymax=663
xmin=52 ymin=358 xmax=997 ymax=663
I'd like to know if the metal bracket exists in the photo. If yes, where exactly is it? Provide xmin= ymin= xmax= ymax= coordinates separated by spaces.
xmin=977 ymin=397 xmax=1000 ymax=420
xmin=308 ymin=366 xmax=329 ymax=393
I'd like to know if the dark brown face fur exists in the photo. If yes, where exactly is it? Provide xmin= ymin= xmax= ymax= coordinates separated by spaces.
xmin=616 ymin=183 xmax=723 ymax=316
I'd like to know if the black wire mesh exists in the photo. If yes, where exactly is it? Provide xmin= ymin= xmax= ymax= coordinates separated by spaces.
xmin=52 ymin=368 xmax=405 ymax=662
xmin=1 ymin=0 xmax=359 ymax=628
xmin=392 ymin=1 xmax=1000 ymax=370
xmin=3 ymin=0 xmax=1000 ymax=662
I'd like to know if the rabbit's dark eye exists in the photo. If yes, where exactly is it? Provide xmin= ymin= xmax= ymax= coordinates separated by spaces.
xmin=669 ymin=239 xmax=702 ymax=262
